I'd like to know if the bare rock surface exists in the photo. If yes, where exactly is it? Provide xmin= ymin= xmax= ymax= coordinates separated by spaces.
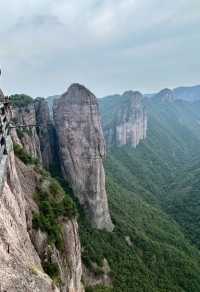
xmin=53 ymin=84 xmax=113 ymax=231
xmin=16 ymin=156 xmax=84 ymax=292
xmin=0 ymin=142 xmax=84 ymax=291
xmin=11 ymin=103 xmax=42 ymax=161
xmin=101 ymin=91 xmax=147 ymax=147
xmin=83 ymin=258 xmax=112 ymax=288
xmin=34 ymin=97 xmax=55 ymax=168
xmin=0 ymin=150 xmax=57 ymax=292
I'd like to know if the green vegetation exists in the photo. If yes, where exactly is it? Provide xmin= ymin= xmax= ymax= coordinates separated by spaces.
xmin=42 ymin=248 xmax=62 ymax=285
xmin=14 ymin=141 xmax=77 ymax=249
xmin=78 ymin=96 xmax=200 ymax=291
xmin=32 ymin=177 xmax=77 ymax=250
xmin=164 ymin=160 xmax=200 ymax=248
xmin=13 ymin=143 xmax=38 ymax=165
xmin=16 ymin=127 xmax=32 ymax=139
xmin=31 ymin=173 xmax=77 ymax=284
xmin=13 ymin=92 xmax=200 ymax=290
xmin=10 ymin=94 xmax=33 ymax=107
xmin=80 ymin=176 xmax=200 ymax=292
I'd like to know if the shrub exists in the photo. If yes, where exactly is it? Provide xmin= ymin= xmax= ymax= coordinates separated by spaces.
xmin=43 ymin=260 xmax=61 ymax=285
xmin=10 ymin=94 xmax=33 ymax=107
xmin=32 ymin=177 xmax=77 ymax=250
xmin=13 ymin=143 xmax=38 ymax=165
xmin=16 ymin=128 xmax=24 ymax=139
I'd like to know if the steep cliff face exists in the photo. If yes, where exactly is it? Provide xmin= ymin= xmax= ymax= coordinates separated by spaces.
xmin=0 ymin=142 xmax=58 ymax=291
xmin=53 ymin=84 xmax=113 ymax=231
xmin=11 ymin=98 xmax=55 ymax=169
xmin=0 ymin=143 xmax=84 ymax=291
xmin=34 ymin=98 xmax=54 ymax=169
xmin=11 ymin=103 xmax=42 ymax=161
xmin=0 ymin=87 xmax=84 ymax=291
xmin=17 ymin=158 xmax=83 ymax=292
xmin=100 ymin=91 xmax=147 ymax=147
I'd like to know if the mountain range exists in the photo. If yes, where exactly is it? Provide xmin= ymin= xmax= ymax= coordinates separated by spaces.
xmin=1 ymin=83 xmax=200 ymax=291
xmin=144 ymin=84 xmax=200 ymax=102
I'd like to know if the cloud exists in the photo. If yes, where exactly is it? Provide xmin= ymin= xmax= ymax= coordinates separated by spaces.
xmin=0 ymin=0 xmax=199 ymax=97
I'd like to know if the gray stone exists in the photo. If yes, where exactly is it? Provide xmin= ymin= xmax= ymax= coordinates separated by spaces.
xmin=34 ymin=98 xmax=54 ymax=169
xmin=53 ymin=84 xmax=114 ymax=231
xmin=102 ymin=91 xmax=147 ymax=147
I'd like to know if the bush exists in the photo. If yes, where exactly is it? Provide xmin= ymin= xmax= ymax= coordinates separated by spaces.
xmin=16 ymin=128 xmax=24 ymax=139
xmin=43 ymin=259 xmax=61 ymax=285
xmin=32 ymin=177 xmax=77 ymax=250
xmin=32 ymin=191 xmax=64 ymax=249
xmin=13 ymin=143 xmax=38 ymax=165
xmin=10 ymin=94 xmax=33 ymax=107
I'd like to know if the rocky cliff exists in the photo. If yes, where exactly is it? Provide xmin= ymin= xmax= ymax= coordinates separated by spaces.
xmin=0 ymin=144 xmax=84 ymax=291
xmin=53 ymin=84 xmax=113 ymax=231
xmin=0 ymin=89 xmax=84 ymax=291
xmin=11 ymin=97 xmax=55 ymax=169
xmin=100 ymin=90 xmax=147 ymax=147
xmin=11 ymin=102 xmax=42 ymax=161
xmin=0 ymin=143 xmax=58 ymax=292
xmin=34 ymin=98 xmax=55 ymax=169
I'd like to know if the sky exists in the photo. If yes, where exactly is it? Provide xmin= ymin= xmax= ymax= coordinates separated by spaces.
xmin=0 ymin=0 xmax=200 ymax=98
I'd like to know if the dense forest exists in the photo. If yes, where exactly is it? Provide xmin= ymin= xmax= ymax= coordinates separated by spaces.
xmin=79 ymin=94 xmax=200 ymax=291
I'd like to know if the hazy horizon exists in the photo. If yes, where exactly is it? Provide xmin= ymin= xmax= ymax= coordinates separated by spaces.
xmin=0 ymin=0 xmax=200 ymax=98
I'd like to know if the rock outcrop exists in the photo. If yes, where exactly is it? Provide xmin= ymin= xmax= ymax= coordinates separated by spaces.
xmin=53 ymin=84 xmax=114 ymax=231
xmin=34 ymin=98 xmax=55 ymax=169
xmin=11 ymin=102 xmax=42 ymax=162
xmin=0 ymin=87 xmax=84 ymax=291
xmin=153 ymin=88 xmax=175 ymax=103
xmin=47 ymin=95 xmax=60 ymax=118
xmin=11 ymin=98 xmax=55 ymax=169
xmin=0 ymin=144 xmax=58 ymax=292
xmin=82 ymin=258 xmax=112 ymax=288
xmin=100 ymin=91 xmax=147 ymax=147
xmin=0 ymin=142 xmax=84 ymax=292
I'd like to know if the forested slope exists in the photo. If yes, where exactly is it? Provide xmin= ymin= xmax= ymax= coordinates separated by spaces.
xmin=79 ymin=96 xmax=200 ymax=291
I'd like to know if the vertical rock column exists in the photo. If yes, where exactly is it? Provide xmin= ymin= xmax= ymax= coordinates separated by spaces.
xmin=34 ymin=98 xmax=54 ymax=169
xmin=53 ymin=84 xmax=113 ymax=231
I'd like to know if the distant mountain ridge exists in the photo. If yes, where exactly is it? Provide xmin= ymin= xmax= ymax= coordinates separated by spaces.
xmin=6 ymin=84 xmax=200 ymax=291
xmin=173 ymin=85 xmax=200 ymax=101
xmin=46 ymin=84 xmax=200 ymax=110
xmin=144 ymin=85 xmax=200 ymax=102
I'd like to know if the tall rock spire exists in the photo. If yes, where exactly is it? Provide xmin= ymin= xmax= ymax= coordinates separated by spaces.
xmin=53 ymin=84 xmax=114 ymax=231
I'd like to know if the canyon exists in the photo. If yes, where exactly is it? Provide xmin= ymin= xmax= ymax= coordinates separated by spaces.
xmin=2 ymin=82 xmax=200 ymax=291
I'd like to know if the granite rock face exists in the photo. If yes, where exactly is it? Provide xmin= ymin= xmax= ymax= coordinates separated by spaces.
xmin=0 ymin=86 xmax=84 ymax=291
xmin=53 ymin=84 xmax=113 ymax=231
xmin=11 ymin=98 xmax=56 ymax=169
xmin=0 ymin=147 xmax=58 ymax=292
xmin=11 ymin=103 xmax=42 ymax=161
xmin=101 ymin=91 xmax=147 ymax=147
xmin=0 ymin=145 xmax=84 ymax=292
xmin=34 ymin=98 xmax=55 ymax=169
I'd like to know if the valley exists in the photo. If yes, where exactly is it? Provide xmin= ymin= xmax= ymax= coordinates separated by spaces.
xmin=1 ymin=84 xmax=200 ymax=291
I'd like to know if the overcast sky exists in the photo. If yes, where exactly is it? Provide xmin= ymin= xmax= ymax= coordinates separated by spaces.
xmin=0 ymin=0 xmax=200 ymax=97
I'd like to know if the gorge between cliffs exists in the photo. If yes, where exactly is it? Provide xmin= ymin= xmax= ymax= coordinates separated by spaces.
xmin=1 ymin=82 xmax=200 ymax=292
xmin=0 ymin=83 xmax=117 ymax=292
